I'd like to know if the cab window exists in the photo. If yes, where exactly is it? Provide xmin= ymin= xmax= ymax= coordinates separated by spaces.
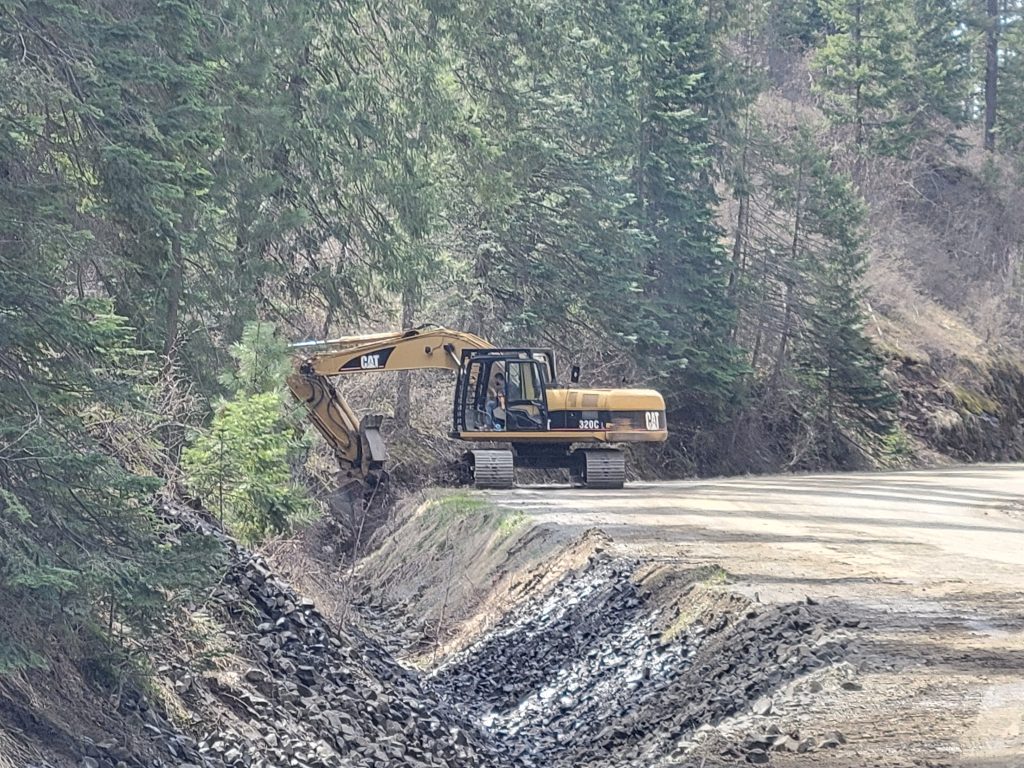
xmin=505 ymin=360 xmax=541 ymax=401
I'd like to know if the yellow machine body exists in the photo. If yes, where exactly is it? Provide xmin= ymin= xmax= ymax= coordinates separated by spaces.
xmin=457 ymin=387 xmax=667 ymax=443
xmin=287 ymin=325 xmax=668 ymax=489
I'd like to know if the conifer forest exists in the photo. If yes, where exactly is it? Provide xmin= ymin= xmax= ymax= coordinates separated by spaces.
xmin=3 ymin=2 xmax=1024 ymax=766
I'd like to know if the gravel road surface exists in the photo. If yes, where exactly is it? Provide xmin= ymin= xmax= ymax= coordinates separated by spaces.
xmin=488 ymin=464 xmax=1024 ymax=767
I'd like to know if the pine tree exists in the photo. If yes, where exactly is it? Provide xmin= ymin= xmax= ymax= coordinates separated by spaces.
xmin=182 ymin=322 xmax=314 ymax=544
xmin=438 ymin=0 xmax=649 ymax=346
xmin=438 ymin=0 xmax=745 ymax=420
xmin=906 ymin=0 xmax=976 ymax=149
xmin=0 ymin=186 xmax=206 ymax=669
xmin=766 ymin=0 xmax=829 ymax=50
xmin=983 ymin=0 xmax=999 ymax=150
xmin=997 ymin=1 xmax=1024 ymax=150
xmin=630 ymin=0 xmax=746 ymax=420
xmin=771 ymin=128 xmax=897 ymax=463
xmin=0 ymin=0 xmax=220 ymax=674
xmin=814 ymin=0 xmax=916 ymax=155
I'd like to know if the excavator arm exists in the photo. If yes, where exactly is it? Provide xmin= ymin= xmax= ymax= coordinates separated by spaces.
xmin=287 ymin=325 xmax=492 ymax=485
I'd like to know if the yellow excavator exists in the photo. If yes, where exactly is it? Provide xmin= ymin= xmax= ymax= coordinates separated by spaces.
xmin=287 ymin=325 xmax=667 ymax=491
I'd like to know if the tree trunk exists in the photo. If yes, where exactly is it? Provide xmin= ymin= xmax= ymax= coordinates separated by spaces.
xmin=985 ymin=0 xmax=999 ymax=151
xmin=853 ymin=0 xmax=864 ymax=148
xmin=825 ymin=359 xmax=835 ymax=467
xmin=749 ymin=250 xmax=768 ymax=370
xmin=164 ymin=234 xmax=183 ymax=361
xmin=728 ymin=105 xmax=753 ymax=311
xmin=393 ymin=290 xmax=415 ymax=429
xmin=161 ymin=228 xmax=186 ymax=468
xmin=729 ymin=191 xmax=749 ymax=293
xmin=772 ymin=162 xmax=804 ymax=384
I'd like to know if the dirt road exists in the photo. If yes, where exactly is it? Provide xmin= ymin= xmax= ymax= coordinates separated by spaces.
xmin=489 ymin=464 xmax=1024 ymax=767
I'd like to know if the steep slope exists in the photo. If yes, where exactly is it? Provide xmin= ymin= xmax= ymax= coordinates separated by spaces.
xmin=0 ymin=503 xmax=507 ymax=768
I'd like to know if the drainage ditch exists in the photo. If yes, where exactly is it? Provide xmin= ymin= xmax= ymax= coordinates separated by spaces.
xmin=430 ymin=549 xmax=854 ymax=767
xmin=14 ymin=507 xmax=856 ymax=768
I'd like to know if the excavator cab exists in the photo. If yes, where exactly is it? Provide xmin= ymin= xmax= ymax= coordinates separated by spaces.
xmin=453 ymin=349 xmax=556 ymax=434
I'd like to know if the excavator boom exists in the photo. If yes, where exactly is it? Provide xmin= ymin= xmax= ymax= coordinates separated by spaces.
xmin=287 ymin=326 xmax=493 ymax=486
xmin=292 ymin=327 xmax=491 ymax=375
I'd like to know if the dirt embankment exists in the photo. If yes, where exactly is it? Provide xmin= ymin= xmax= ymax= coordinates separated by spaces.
xmin=892 ymin=354 xmax=1024 ymax=465
xmin=346 ymin=492 xmax=574 ymax=662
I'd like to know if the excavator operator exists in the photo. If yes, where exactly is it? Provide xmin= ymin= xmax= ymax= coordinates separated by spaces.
xmin=486 ymin=371 xmax=506 ymax=430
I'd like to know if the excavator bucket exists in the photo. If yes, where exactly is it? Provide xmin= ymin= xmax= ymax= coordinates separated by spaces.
xmin=360 ymin=414 xmax=387 ymax=467
xmin=326 ymin=478 xmax=364 ymax=516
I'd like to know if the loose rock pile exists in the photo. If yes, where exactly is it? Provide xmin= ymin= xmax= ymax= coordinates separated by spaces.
xmin=162 ymin=502 xmax=511 ymax=768
xmin=433 ymin=554 xmax=651 ymax=714
xmin=55 ymin=504 xmax=514 ymax=768
xmin=431 ymin=550 xmax=851 ymax=767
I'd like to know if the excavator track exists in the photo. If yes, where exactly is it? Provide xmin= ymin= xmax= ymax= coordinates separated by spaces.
xmin=572 ymin=449 xmax=625 ymax=489
xmin=470 ymin=449 xmax=515 ymax=489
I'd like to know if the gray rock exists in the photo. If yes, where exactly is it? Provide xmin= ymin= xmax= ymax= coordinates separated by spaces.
xmin=797 ymin=737 xmax=817 ymax=753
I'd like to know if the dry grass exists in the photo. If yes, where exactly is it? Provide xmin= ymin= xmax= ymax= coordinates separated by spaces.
xmin=746 ymin=63 xmax=1024 ymax=379
xmin=263 ymin=531 xmax=361 ymax=631
xmin=416 ymin=526 xmax=613 ymax=665
xmin=0 ymin=649 xmax=147 ymax=766
xmin=861 ymin=138 xmax=1024 ymax=365
xmin=350 ymin=491 xmax=586 ymax=666
xmin=0 ymin=727 xmax=31 ymax=768
xmin=865 ymin=260 xmax=986 ymax=366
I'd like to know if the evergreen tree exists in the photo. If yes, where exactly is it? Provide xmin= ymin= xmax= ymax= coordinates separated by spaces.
xmin=0 ymin=75 xmax=217 ymax=669
xmin=983 ymin=0 xmax=999 ymax=150
xmin=766 ymin=0 xmax=829 ymax=50
xmin=182 ymin=322 xmax=314 ymax=544
xmin=210 ymin=0 xmax=454 ymax=339
xmin=442 ymin=0 xmax=745 ymax=419
xmin=439 ymin=0 xmax=648 ymax=345
xmin=217 ymin=322 xmax=295 ymax=397
xmin=998 ymin=1 xmax=1024 ymax=150
xmin=906 ymin=0 xmax=976 ymax=149
xmin=766 ymin=128 xmax=896 ymax=463
xmin=630 ymin=0 xmax=746 ymax=420
xmin=814 ymin=0 xmax=916 ymax=154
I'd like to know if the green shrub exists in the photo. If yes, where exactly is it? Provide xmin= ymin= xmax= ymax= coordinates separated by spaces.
xmin=183 ymin=322 xmax=315 ymax=544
